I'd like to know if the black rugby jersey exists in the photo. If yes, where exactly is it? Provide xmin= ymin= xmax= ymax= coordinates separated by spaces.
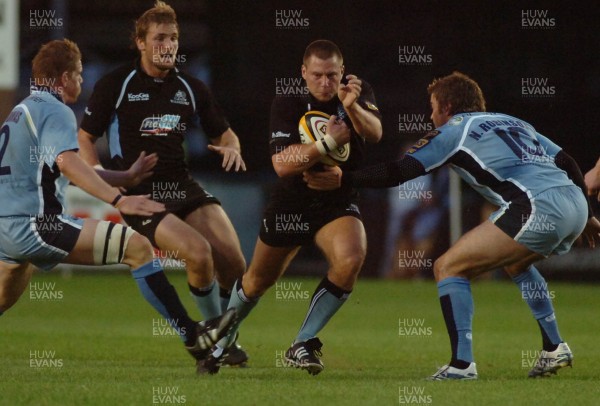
xmin=268 ymin=80 xmax=381 ymax=205
xmin=80 ymin=59 xmax=229 ymax=194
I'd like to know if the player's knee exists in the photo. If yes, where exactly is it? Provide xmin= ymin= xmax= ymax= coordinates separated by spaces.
xmin=333 ymin=249 xmax=366 ymax=276
xmin=122 ymin=233 xmax=154 ymax=269
xmin=243 ymin=267 xmax=277 ymax=297
xmin=182 ymin=239 xmax=213 ymax=274
xmin=0 ymin=297 xmax=15 ymax=313
xmin=433 ymin=256 xmax=463 ymax=281
xmin=220 ymin=254 xmax=246 ymax=283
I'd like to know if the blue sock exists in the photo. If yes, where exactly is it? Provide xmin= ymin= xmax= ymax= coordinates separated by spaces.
xmin=295 ymin=278 xmax=351 ymax=343
xmin=512 ymin=266 xmax=562 ymax=351
xmin=132 ymin=261 xmax=196 ymax=344
xmin=216 ymin=279 xmax=258 ymax=348
xmin=438 ymin=277 xmax=474 ymax=366
xmin=219 ymin=286 xmax=231 ymax=313
xmin=189 ymin=279 xmax=221 ymax=320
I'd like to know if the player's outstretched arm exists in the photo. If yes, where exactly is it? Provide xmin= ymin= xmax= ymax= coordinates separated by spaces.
xmin=305 ymin=154 xmax=427 ymax=191
xmin=207 ymin=128 xmax=247 ymax=172
xmin=581 ymin=216 xmax=600 ymax=248
xmin=57 ymin=150 xmax=165 ymax=216
xmin=77 ymin=129 xmax=157 ymax=187
xmin=584 ymin=157 xmax=600 ymax=201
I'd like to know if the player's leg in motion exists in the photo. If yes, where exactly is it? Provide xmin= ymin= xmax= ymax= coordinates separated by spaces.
xmin=429 ymin=220 xmax=542 ymax=380
xmin=197 ymin=239 xmax=300 ymax=374
xmin=0 ymin=262 xmax=35 ymax=316
xmin=64 ymin=219 xmax=235 ymax=357
xmin=286 ymin=216 xmax=367 ymax=375
xmin=154 ymin=214 xmax=224 ymax=321
xmin=506 ymin=260 xmax=572 ymax=377
xmin=183 ymin=204 xmax=248 ymax=366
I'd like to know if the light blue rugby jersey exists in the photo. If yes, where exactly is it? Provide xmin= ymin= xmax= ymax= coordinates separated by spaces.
xmin=0 ymin=90 xmax=79 ymax=217
xmin=407 ymin=112 xmax=574 ymax=207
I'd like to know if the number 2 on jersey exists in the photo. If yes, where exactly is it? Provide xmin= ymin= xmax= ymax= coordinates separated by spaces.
xmin=0 ymin=125 xmax=12 ymax=175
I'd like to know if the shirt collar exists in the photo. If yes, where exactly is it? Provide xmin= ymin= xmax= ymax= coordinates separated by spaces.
xmin=30 ymin=86 xmax=64 ymax=103
xmin=135 ymin=58 xmax=178 ymax=84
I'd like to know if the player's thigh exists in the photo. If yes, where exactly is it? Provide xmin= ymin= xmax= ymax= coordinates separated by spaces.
xmin=435 ymin=220 xmax=542 ymax=281
xmin=244 ymin=238 xmax=300 ymax=296
xmin=0 ymin=261 xmax=35 ymax=311
xmin=63 ymin=218 xmax=102 ymax=264
xmin=154 ymin=213 xmax=212 ymax=266
xmin=184 ymin=204 xmax=245 ymax=273
xmin=314 ymin=215 xmax=367 ymax=271
xmin=64 ymin=219 xmax=145 ymax=267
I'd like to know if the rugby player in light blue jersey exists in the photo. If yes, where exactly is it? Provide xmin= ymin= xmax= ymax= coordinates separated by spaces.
xmin=0 ymin=39 xmax=235 ymax=363
xmin=305 ymin=72 xmax=600 ymax=380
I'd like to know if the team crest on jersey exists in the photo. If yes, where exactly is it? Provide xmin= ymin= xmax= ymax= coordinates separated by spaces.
xmin=140 ymin=114 xmax=181 ymax=136
xmin=407 ymin=130 xmax=440 ymax=154
xmin=170 ymin=90 xmax=189 ymax=105
xmin=448 ymin=116 xmax=463 ymax=125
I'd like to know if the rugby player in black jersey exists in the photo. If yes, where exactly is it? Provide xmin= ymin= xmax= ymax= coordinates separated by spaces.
xmin=198 ymin=39 xmax=383 ymax=375
xmin=77 ymin=1 xmax=247 ymax=368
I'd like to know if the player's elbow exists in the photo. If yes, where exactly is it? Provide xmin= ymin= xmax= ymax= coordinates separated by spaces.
xmin=77 ymin=129 xmax=97 ymax=149
xmin=365 ymin=124 xmax=383 ymax=143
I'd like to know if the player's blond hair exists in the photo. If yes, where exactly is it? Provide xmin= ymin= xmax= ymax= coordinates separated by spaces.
xmin=31 ymin=39 xmax=81 ymax=84
xmin=132 ymin=1 xmax=178 ymax=45
xmin=427 ymin=71 xmax=486 ymax=114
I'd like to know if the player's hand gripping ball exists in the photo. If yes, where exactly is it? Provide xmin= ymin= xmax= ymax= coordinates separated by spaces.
xmin=298 ymin=111 xmax=350 ymax=166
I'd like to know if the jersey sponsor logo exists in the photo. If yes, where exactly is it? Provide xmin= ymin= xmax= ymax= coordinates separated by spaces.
xmin=84 ymin=107 xmax=92 ymax=116
xmin=272 ymin=131 xmax=291 ymax=138
xmin=170 ymin=90 xmax=189 ymax=105
xmin=142 ymin=219 xmax=152 ymax=226
xmin=140 ymin=114 xmax=181 ymax=136
xmin=128 ymin=92 xmax=150 ymax=102
xmin=407 ymin=130 xmax=440 ymax=154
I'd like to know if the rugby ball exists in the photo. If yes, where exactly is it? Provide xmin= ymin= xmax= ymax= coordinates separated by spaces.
xmin=298 ymin=111 xmax=350 ymax=166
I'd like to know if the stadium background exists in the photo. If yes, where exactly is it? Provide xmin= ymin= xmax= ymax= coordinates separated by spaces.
xmin=9 ymin=0 xmax=600 ymax=279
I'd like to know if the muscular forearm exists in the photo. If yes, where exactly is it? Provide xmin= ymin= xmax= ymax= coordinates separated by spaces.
xmin=345 ymin=103 xmax=382 ymax=143
xmin=272 ymin=143 xmax=324 ymax=177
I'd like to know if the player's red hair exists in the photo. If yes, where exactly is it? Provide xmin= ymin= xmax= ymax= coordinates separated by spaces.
xmin=428 ymin=71 xmax=486 ymax=114
xmin=31 ymin=39 xmax=81 ymax=84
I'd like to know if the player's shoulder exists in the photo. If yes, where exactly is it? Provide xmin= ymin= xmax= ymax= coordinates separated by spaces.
xmin=174 ymin=69 xmax=210 ymax=91
xmin=23 ymin=92 xmax=73 ymax=119
xmin=96 ymin=62 xmax=138 ymax=87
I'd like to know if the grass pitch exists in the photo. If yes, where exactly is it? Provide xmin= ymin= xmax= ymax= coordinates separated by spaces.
xmin=1 ymin=271 xmax=599 ymax=405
